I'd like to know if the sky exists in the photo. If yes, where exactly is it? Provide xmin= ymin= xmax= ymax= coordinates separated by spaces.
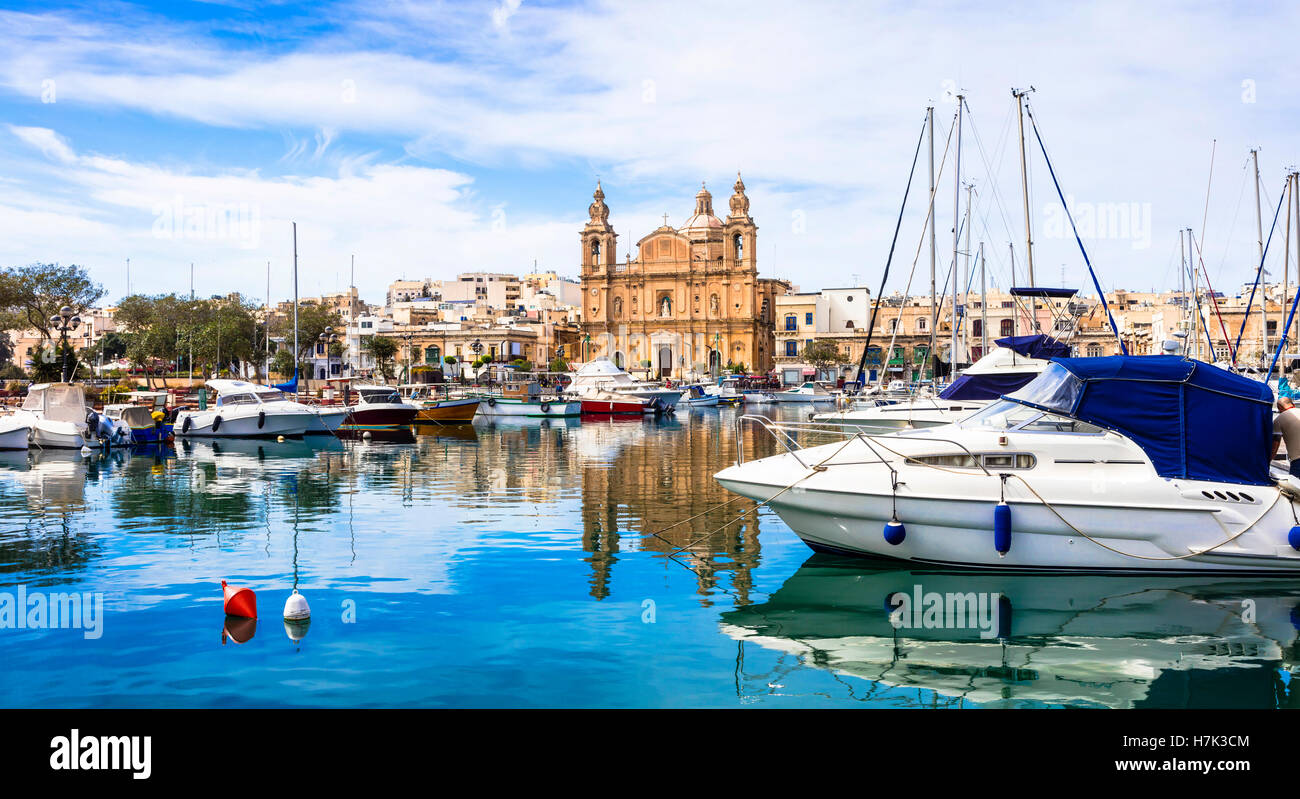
xmin=1 ymin=0 xmax=1299 ymax=309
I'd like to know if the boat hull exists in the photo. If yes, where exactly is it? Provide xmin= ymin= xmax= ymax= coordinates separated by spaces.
xmin=128 ymin=424 xmax=173 ymax=444
xmin=413 ymin=398 xmax=480 ymax=424
xmin=580 ymin=398 xmax=648 ymax=415
xmin=716 ymin=454 xmax=1300 ymax=573
xmin=175 ymin=409 xmax=312 ymax=438
xmin=0 ymin=420 xmax=30 ymax=450
xmin=343 ymin=405 xmax=418 ymax=430
xmin=304 ymin=408 xmax=349 ymax=434
xmin=477 ymin=398 xmax=581 ymax=417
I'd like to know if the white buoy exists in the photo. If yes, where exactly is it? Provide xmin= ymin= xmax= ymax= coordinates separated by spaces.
xmin=283 ymin=589 xmax=311 ymax=621
xmin=79 ymin=444 xmax=92 ymax=457
xmin=276 ymin=435 xmax=285 ymax=442
xmin=362 ymin=430 xmax=372 ymax=441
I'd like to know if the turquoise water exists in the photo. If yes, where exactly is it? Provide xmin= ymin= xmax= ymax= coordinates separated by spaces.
xmin=1 ymin=405 xmax=1298 ymax=708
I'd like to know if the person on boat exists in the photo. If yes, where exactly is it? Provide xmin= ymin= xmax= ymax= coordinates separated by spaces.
xmin=1272 ymin=397 xmax=1300 ymax=476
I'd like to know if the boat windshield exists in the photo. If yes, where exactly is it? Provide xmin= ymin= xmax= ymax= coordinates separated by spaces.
xmin=256 ymin=391 xmax=287 ymax=402
xmin=960 ymin=399 xmax=1104 ymax=434
xmin=219 ymin=393 xmax=257 ymax=406
xmin=1003 ymin=362 xmax=1083 ymax=414
xmin=361 ymin=389 xmax=400 ymax=404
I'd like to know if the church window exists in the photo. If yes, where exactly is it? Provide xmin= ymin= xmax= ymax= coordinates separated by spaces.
xmin=591 ymin=240 xmax=601 ymax=265
xmin=733 ymin=234 xmax=743 ymax=260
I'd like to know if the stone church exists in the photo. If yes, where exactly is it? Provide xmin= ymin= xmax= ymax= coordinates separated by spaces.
xmin=578 ymin=176 xmax=789 ymax=377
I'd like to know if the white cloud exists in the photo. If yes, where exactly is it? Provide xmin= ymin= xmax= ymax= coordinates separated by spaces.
xmin=0 ymin=1 xmax=1298 ymax=300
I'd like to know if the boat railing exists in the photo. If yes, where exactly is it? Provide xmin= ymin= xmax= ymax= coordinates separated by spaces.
xmin=734 ymin=413 xmax=992 ymax=476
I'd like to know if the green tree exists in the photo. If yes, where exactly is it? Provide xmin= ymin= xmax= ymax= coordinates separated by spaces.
xmin=802 ymin=340 xmax=844 ymax=374
xmin=0 ymin=263 xmax=105 ymax=341
xmin=549 ymin=357 xmax=568 ymax=373
xmin=271 ymin=301 xmax=344 ymax=364
xmin=362 ymin=335 xmax=398 ymax=379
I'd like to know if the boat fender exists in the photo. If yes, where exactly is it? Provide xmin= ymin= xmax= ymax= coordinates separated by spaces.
xmin=996 ymin=595 xmax=1013 ymax=639
xmin=257 ymin=410 xmax=266 ymax=429
xmin=283 ymin=589 xmax=311 ymax=621
xmin=994 ymin=502 xmax=1012 ymax=555
xmin=487 ymin=397 xmax=496 ymax=407
xmin=882 ymin=517 xmax=906 ymax=546
xmin=211 ymin=415 xmax=223 ymax=433
xmin=1289 ymin=526 xmax=1300 ymax=551
xmin=181 ymin=415 xmax=192 ymax=434
xmin=540 ymin=401 xmax=550 ymax=413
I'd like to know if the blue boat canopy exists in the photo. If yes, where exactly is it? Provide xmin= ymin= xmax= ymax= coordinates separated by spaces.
xmin=938 ymin=335 xmax=1070 ymax=401
xmin=994 ymin=334 xmax=1071 ymax=361
xmin=272 ymin=369 xmax=298 ymax=395
xmin=1009 ymin=287 xmax=1077 ymax=299
xmin=1005 ymin=355 xmax=1275 ymax=486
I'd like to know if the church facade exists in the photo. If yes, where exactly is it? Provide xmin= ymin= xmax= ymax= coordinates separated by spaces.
xmin=578 ymin=176 xmax=789 ymax=378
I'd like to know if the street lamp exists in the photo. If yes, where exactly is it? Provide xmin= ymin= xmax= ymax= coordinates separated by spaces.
xmin=319 ymin=326 xmax=338 ymax=387
xmin=49 ymin=305 xmax=81 ymax=383
xmin=470 ymin=338 xmax=483 ymax=383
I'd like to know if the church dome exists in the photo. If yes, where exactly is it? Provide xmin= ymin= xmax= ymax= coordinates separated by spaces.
xmin=680 ymin=183 xmax=722 ymax=233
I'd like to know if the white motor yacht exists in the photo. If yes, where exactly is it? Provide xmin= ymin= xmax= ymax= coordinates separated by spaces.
xmin=717 ymin=355 xmax=1300 ymax=572
xmin=773 ymin=381 xmax=838 ymax=404
xmin=568 ymin=359 xmax=682 ymax=410
xmin=175 ymin=380 xmax=317 ymax=438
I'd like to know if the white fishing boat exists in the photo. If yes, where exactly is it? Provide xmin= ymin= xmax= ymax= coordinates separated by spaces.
xmin=814 ymin=334 xmax=1064 ymax=432
xmin=12 ymin=383 xmax=129 ymax=448
xmin=568 ymin=359 xmax=682 ymax=410
xmin=340 ymin=384 xmax=419 ymax=431
xmin=175 ymin=380 xmax=317 ymax=438
xmin=773 ymin=381 xmax=838 ymax=404
xmin=476 ymin=379 xmax=581 ymax=418
xmin=0 ymin=413 xmax=31 ymax=450
xmin=680 ymin=384 xmax=720 ymax=408
xmin=717 ymin=355 xmax=1300 ymax=573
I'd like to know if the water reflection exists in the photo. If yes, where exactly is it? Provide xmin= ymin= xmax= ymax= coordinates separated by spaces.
xmin=721 ymin=554 xmax=1300 ymax=708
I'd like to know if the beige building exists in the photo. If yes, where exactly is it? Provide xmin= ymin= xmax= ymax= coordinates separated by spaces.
xmin=578 ymin=176 xmax=790 ymax=377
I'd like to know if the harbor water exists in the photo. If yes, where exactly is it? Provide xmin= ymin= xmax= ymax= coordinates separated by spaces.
xmin=2 ymin=404 xmax=1298 ymax=708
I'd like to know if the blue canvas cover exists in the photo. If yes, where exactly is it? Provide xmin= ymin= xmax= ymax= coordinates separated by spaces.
xmin=1007 ymin=355 xmax=1274 ymax=486
xmin=994 ymin=334 xmax=1071 ymax=361
xmin=940 ymin=371 xmax=1037 ymax=401
xmin=272 ymin=369 xmax=298 ymax=395
xmin=938 ymin=335 xmax=1068 ymax=400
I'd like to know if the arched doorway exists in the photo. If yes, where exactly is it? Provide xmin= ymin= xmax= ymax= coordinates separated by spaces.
xmin=708 ymin=348 xmax=722 ymax=374
xmin=657 ymin=346 xmax=672 ymax=378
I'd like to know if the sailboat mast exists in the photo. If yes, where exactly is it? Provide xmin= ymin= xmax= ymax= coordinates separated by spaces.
xmin=1294 ymin=171 xmax=1300 ymax=363
xmin=293 ymin=222 xmax=299 ymax=400
xmin=927 ymin=106 xmax=937 ymax=375
xmin=952 ymin=95 xmax=963 ymax=371
xmin=1009 ymin=242 xmax=1017 ymax=336
xmin=980 ymin=241 xmax=988 ymax=355
xmin=963 ymin=181 xmax=973 ymax=359
xmin=1279 ymin=175 xmax=1289 ymax=368
xmin=1179 ymin=230 xmax=1187 ymax=352
xmin=265 ymin=260 xmax=271 ymax=380
xmin=1252 ymin=149 xmax=1266 ymax=365
xmin=1013 ymin=88 xmax=1037 ymax=335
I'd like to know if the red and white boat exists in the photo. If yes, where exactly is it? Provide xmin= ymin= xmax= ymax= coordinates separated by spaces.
xmin=578 ymin=389 xmax=657 ymax=415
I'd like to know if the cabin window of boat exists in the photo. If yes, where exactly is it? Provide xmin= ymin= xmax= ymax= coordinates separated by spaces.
xmin=361 ymin=390 xmax=399 ymax=403
xmin=220 ymin=393 xmax=256 ymax=405
xmin=256 ymin=391 xmax=286 ymax=402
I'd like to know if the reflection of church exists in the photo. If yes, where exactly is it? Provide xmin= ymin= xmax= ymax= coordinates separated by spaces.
xmin=579 ymin=176 xmax=790 ymax=377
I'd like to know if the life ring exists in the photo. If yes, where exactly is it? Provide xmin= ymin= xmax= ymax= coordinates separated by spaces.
xmin=211 ymin=415 xmax=223 ymax=433
xmin=181 ymin=415 xmax=192 ymax=434
xmin=487 ymin=397 xmax=496 ymax=407
xmin=257 ymin=410 xmax=266 ymax=429
xmin=540 ymin=401 xmax=550 ymax=413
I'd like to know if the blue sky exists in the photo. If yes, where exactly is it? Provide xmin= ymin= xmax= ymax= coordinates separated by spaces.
xmin=1 ymin=0 xmax=1299 ymax=307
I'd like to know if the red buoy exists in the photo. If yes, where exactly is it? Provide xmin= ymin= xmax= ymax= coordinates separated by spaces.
xmin=221 ymin=579 xmax=257 ymax=619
